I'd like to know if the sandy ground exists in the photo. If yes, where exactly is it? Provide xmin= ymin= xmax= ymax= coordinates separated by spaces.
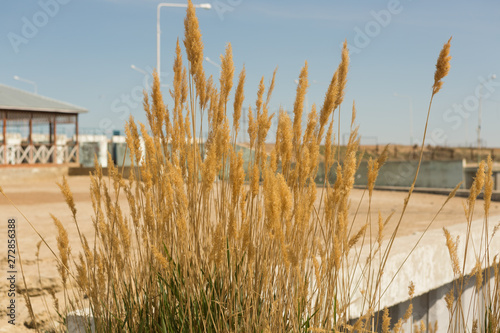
xmin=0 ymin=175 xmax=499 ymax=331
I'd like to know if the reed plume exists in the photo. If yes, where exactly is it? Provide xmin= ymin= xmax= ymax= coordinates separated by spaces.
xmin=293 ymin=62 xmax=308 ymax=150
xmin=51 ymin=214 xmax=70 ymax=286
xmin=184 ymin=0 xmax=205 ymax=84
xmin=317 ymin=70 xmax=338 ymax=142
xmin=432 ymin=37 xmax=452 ymax=95
xmin=334 ymin=40 xmax=349 ymax=109
xmin=444 ymin=227 xmax=461 ymax=276
xmin=233 ymin=66 xmax=246 ymax=134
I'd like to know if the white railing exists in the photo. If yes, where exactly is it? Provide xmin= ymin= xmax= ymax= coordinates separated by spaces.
xmin=33 ymin=145 xmax=55 ymax=164
xmin=57 ymin=144 xmax=79 ymax=164
xmin=0 ymin=143 xmax=78 ymax=165
xmin=13 ymin=145 xmax=31 ymax=164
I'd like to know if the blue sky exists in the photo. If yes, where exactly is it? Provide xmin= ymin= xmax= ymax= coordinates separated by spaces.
xmin=2 ymin=0 xmax=500 ymax=147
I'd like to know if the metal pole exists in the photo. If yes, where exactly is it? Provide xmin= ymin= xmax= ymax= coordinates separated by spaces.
xmin=478 ymin=86 xmax=482 ymax=162
xmin=156 ymin=5 xmax=162 ymax=79
xmin=75 ymin=114 xmax=80 ymax=164
xmin=477 ymin=74 xmax=497 ymax=162
xmin=29 ymin=113 xmax=33 ymax=164
xmin=409 ymin=96 xmax=414 ymax=146
xmin=2 ymin=111 xmax=6 ymax=165
xmin=53 ymin=116 xmax=57 ymax=164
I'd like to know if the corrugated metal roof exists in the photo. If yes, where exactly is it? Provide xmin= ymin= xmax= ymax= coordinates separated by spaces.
xmin=0 ymin=84 xmax=88 ymax=114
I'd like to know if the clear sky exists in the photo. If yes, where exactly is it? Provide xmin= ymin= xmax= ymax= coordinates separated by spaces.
xmin=2 ymin=0 xmax=500 ymax=147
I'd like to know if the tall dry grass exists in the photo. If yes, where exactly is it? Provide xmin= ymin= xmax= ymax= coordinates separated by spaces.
xmin=3 ymin=2 xmax=499 ymax=332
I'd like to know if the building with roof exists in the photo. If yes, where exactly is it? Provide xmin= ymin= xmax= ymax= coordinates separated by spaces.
xmin=0 ymin=84 xmax=87 ymax=166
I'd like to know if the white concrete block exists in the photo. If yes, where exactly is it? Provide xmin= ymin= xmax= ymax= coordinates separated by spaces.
xmin=66 ymin=308 xmax=95 ymax=333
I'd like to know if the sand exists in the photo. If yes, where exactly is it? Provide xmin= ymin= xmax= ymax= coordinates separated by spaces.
xmin=0 ymin=175 xmax=498 ymax=331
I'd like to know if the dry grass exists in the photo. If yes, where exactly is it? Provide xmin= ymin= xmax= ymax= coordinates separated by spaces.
xmin=2 ymin=2 xmax=499 ymax=332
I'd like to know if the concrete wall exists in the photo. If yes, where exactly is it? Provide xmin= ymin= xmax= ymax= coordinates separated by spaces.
xmin=79 ymin=135 xmax=108 ymax=167
xmin=108 ymin=140 xmax=252 ymax=170
xmin=466 ymin=168 xmax=500 ymax=191
xmin=375 ymin=266 xmax=496 ymax=332
xmin=110 ymin=142 xmax=132 ymax=167
xmin=316 ymin=160 xmax=466 ymax=189
xmin=345 ymin=214 xmax=500 ymax=332
xmin=354 ymin=160 xmax=466 ymax=189
xmin=79 ymin=142 xmax=102 ymax=167
xmin=108 ymin=136 xmax=146 ymax=167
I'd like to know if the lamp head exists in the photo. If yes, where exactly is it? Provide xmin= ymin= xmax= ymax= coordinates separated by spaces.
xmin=198 ymin=3 xmax=212 ymax=9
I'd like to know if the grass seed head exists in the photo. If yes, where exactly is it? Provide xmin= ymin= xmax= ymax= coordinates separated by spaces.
xmin=293 ymin=62 xmax=309 ymax=147
xmin=403 ymin=303 xmax=413 ymax=321
xmin=334 ymin=40 xmax=349 ymax=110
xmin=377 ymin=211 xmax=384 ymax=245
xmin=484 ymin=155 xmax=493 ymax=215
xmin=247 ymin=106 xmax=257 ymax=148
xmin=233 ymin=65 xmax=246 ymax=133
xmin=443 ymin=227 xmax=461 ymax=276
xmin=408 ymin=281 xmax=415 ymax=298
xmin=265 ymin=67 xmax=278 ymax=108
xmin=473 ymin=257 xmax=483 ymax=290
xmin=318 ymin=70 xmax=338 ymax=141
xmin=219 ymin=43 xmax=235 ymax=105
xmin=432 ymin=37 xmax=452 ymax=94
xmin=51 ymin=214 xmax=70 ymax=285
xmin=57 ymin=175 xmax=77 ymax=218
xmin=472 ymin=320 xmax=478 ymax=333
xmin=382 ymin=307 xmax=391 ymax=333
xmin=348 ymin=223 xmax=367 ymax=250
xmin=184 ymin=0 xmax=204 ymax=79
xmin=367 ymin=157 xmax=379 ymax=197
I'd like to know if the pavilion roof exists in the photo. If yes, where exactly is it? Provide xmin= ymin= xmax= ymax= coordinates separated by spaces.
xmin=0 ymin=84 xmax=88 ymax=114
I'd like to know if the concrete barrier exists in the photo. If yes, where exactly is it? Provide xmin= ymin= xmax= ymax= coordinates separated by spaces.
xmin=346 ymin=214 xmax=500 ymax=332
xmin=375 ymin=265 xmax=496 ymax=332
xmin=355 ymin=160 xmax=466 ymax=189
xmin=79 ymin=135 xmax=108 ymax=167
xmin=66 ymin=308 xmax=95 ymax=333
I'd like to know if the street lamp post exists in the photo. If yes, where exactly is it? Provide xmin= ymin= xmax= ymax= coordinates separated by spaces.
xmin=157 ymin=2 xmax=211 ymax=85
xmin=131 ymin=64 xmax=149 ymax=76
xmin=13 ymin=75 xmax=37 ymax=94
xmin=477 ymin=74 xmax=496 ymax=157
xmin=394 ymin=92 xmax=414 ymax=146
xmin=204 ymin=56 xmax=221 ymax=69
